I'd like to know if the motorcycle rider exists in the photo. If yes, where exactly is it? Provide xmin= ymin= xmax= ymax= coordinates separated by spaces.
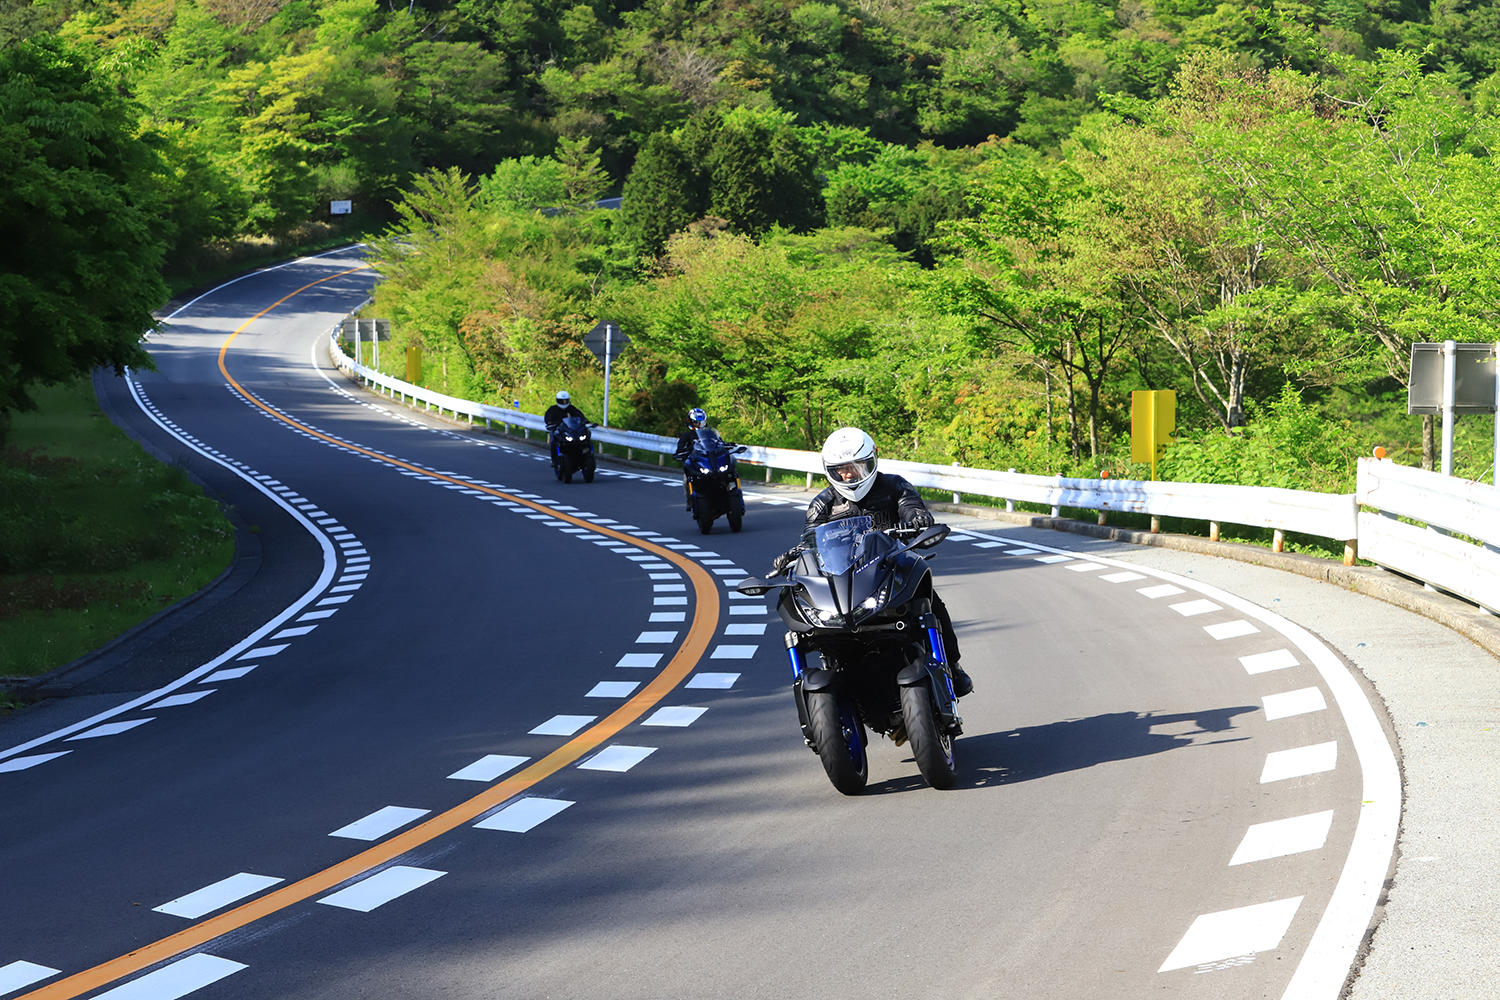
xmin=674 ymin=407 xmax=710 ymax=511
xmin=543 ymin=391 xmax=588 ymax=469
xmin=768 ymin=426 xmax=973 ymax=697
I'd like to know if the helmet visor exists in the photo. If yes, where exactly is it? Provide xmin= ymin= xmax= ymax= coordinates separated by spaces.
xmin=825 ymin=457 xmax=875 ymax=485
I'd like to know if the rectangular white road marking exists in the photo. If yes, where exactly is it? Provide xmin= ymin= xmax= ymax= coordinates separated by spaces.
xmin=154 ymin=872 xmax=284 ymax=918
xmin=330 ymin=805 xmax=430 ymax=841
xmin=1064 ymin=561 xmax=1105 ymax=572
xmin=67 ymin=719 xmax=152 ymax=741
xmin=95 ymin=955 xmax=246 ymax=998
xmin=318 ymin=866 xmax=444 ymax=912
xmin=146 ymin=691 xmax=214 ymax=709
xmin=644 ymin=706 xmax=708 ymax=727
xmin=531 ymin=715 xmax=596 ymax=736
xmin=972 ymin=541 xmax=1006 ymax=549
xmin=1170 ymin=599 xmax=1222 ymax=617
xmin=711 ymin=645 xmax=758 ymax=659
xmin=1138 ymin=584 xmax=1185 ymax=599
xmin=587 ymin=681 xmax=640 ymax=698
xmin=687 ymin=673 xmax=740 ymax=689
xmin=203 ymin=665 xmax=256 ymax=681
xmin=1241 ymin=649 xmax=1300 ymax=675
xmin=238 ymin=643 xmax=290 ymax=658
xmin=1262 ymin=687 xmax=1327 ymax=720
xmin=724 ymin=623 xmax=768 ymax=635
xmin=653 ymin=596 xmax=687 ymax=606
xmin=729 ymin=605 xmax=767 ymax=616
xmin=1262 ymin=741 xmax=1338 ymax=783
xmin=712 ymin=568 xmax=746 ymax=577
xmin=579 ymin=745 xmax=656 ymax=772
xmin=617 ymin=652 xmax=663 ymax=669
xmin=298 ymin=610 xmax=338 ymax=621
xmin=1158 ymin=897 xmax=1302 ymax=972
xmin=1034 ymin=554 xmax=1072 ymax=563
xmin=1205 ymin=620 xmax=1259 ymax=640
xmin=1230 ymin=811 xmax=1335 ymax=866
xmin=650 ymin=612 xmax=686 ymax=623
xmin=1099 ymin=571 xmax=1146 ymax=583
xmin=0 ymin=751 xmax=70 ymax=773
xmin=652 ymin=583 xmax=686 ymax=592
xmin=649 ymin=573 xmax=679 ymax=581
xmin=636 ymin=631 xmax=678 ymax=643
xmin=699 ymin=559 xmax=736 ymax=565
xmin=0 ymin=961 xmax=58 ymax=993
xmin=475 ymin=797 xmax=574 ymax=832
xmin=1005 ymin=548 xmax=1039 ymax=555
xmin=449 ymin=754 xmax=529 ymax=782
xmin=728 ymin=593 xmax=759 ymax=600
xmin=271 ymin=625 xmax=318 ymax=639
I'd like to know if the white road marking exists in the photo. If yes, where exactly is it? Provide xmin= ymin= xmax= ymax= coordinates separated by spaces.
xmin=146 ymin=691 xmax=214 ymax=709
xmin=0 ymin=961 xmax=58 ymax=994
xmin=315 ymin=595 xmax=353 ymax=606
xmin=1034 ymin=554 xmax=1073 ymax=563
xmin=1262 ymin=687 xmax=1327 ymax=720
xmin=1138 ymin=584 xmax=1185 ymax=599
xmin=972 ymin=541 xmax=1006 ymax=549
xmin=1205 ymin=620 xmax=1259 ymax=640
xmin=648 ymin=573 xmax=680 ymax=581
xmin=653 ymin=583 xmax=686 ymax=592
xmin=203 ymin=666 xmax=256 ymax=681
xmin=711 ymin=568 xmax=746 ymax=576
xmin=297 ymin=610 xmax=338 ymax=621
xmin=1262 ymin=742 xmax=1338 ymax=783
xmin=643 ymin=706 xmax=708 ymax=727
xmin=1064 ymin=561 xmax=1105 ymax=572
xmin=728 ymin=593 xmax=759 ymax=600
xmin=330 ymin=805 xmax=431 ymax=841
xmin=616 ymin=653 xmax=663 ymax=669
xmin=699 ymin=559 xmax=736 ymax=565
xmin=0 ymin=751 xmax=70 ymax=773
xmin=475 ymin=798 xmax=574 ymax=832
xmin=94 ymin=954 xmax=246 ymax=999
xmin=318 ymin=866 xmax=444 ymax=912
xmin=1230 ymin=811 xmax=1335 ymax=866
xmin=1005 ymin=547 xmax=1040 ymax=555
xmin=271 ymin=625 xmax=318 ymax=638
xmin=1170 ymin=599 xmax=1222 ymax=617
xmin=1158 ymin=897 xmax=1303 ymax=972
xmin=650 ymin=612 xmax=686 ymax=623
xmin=586 ymin=681 xmax=640 ymax=698
xmin=67 ymin=719 xmax=153 ymax=741
xmin=635 ymin=631 xmax=678 ymax=643
xmin=686 ymin=673 xmax=740 ymax=689
xmin=1240 ymin=649 xmax=1300 ymax=675
xmin=154 ymin=872 xmax=285 ymax=919
xmin=729 ymin=604 xmax=768 ymax=616
xmin=724 ymin=623 xmax=768 ymax=635
xmin=711 ymin=645 xmax=758 ymax=659
xmin=531 ymin=715 xmax=596 ymax=735
xmin=448 ymin=754 xmax=529 ymax=781
xmin=237 ymin=643 xmax=290 ymax=658
xmin=1099 ymin=571 xmax=1146 ymax=583
xmin=653 ymin=596 xmax=688 ymax=606
xmin=579 ymin=745 xmax=656 ymax=771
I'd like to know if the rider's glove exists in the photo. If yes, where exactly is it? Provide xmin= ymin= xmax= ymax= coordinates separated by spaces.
xmin=904 ymin=510 xmax=935 ymax=530
xmin=768 ymin=549 xmax=796 ymax=577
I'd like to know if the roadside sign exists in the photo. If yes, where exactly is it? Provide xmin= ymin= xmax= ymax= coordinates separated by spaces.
xmin=583 ymin=320 xmax=628 ymax=364
xmin=1131 ymin=390 xmax=1176 ymax=480
xmin=1408 ymin=342 xmax=1495 ymax=414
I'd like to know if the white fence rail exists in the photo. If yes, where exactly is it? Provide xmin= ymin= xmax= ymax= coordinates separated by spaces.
xmin=331 ymin=333 xmax=1499 ymax=614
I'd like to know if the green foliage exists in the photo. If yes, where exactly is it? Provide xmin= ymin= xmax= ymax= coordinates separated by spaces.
xmin=0 ymin=34 xmax=164 ymax=443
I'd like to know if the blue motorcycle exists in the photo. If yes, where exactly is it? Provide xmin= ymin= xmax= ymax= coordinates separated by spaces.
xmin=683 ymin=428 xmax=747 ymax=534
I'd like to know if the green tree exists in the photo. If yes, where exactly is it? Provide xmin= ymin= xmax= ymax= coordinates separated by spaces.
xmin=618 ymin=129 xmax=705 ymax=257
xmin=0 ymin=35 xmax=165 ymax=442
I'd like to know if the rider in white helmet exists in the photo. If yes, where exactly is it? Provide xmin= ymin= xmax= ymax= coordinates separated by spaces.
xmin=543 ymin=391 xmax=588 ymax=470
xmin=770 ymin=427 xmax=972 ymax=696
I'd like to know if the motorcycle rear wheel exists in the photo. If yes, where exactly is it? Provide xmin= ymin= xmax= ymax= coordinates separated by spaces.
xmin=728 ymin=511 xmax=743 ymax=532
xmin=899 ymin=683 xmax=957 ymax=789
xmin=807 ymin=691 xmax=868 ymax=795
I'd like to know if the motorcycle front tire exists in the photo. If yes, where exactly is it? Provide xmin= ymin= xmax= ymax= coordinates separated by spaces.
xmin=899 ymin=682 xmax=957 ymax=789
xmin=806 ymin=691 xmax=868 ymax=795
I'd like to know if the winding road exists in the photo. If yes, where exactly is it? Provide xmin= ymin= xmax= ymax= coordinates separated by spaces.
xmin=0 ymin=249 xmax=1399 ymax=1000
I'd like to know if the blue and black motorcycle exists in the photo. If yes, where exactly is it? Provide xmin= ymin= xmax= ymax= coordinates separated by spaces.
xmin=683 ymin=428 xmax=747 ymax=534
xmin=737 ymin=516 xmax=959 ymax=794
xmin=551 ymin=414 xmax=596 ymax=483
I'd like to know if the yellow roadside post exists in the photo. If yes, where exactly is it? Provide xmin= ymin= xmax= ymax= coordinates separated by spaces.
xmin=1131 ymin=390 xmax=1176 ymax=481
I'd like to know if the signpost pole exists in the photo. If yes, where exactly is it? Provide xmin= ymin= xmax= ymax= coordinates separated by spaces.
xmin=1493 ymin=343 xmax=1500 ymax=483
xmin=1442 ymin=339 xmax=1456 ymax=476
xmin=603 ymin=323 xmax=613 ymax=427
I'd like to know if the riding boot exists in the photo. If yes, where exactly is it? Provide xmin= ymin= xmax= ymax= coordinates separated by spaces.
xmin=950 ymin=662 xmax=973 ymax=698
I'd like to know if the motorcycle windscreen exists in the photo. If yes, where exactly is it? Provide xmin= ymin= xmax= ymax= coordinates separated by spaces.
xmin=813 ymin=515 xmax=880 ymax=576
xmin=691 ymin=428 xmax=726 ymax=456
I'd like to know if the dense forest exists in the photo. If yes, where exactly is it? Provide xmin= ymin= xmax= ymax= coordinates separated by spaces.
xmin=6 ymin=0 xmax=1500 ymax=487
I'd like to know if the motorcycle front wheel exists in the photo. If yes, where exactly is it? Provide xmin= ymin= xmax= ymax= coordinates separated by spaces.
xmin=899 ymin=683 xmax=957 ymax=789
xmin=806 ymin=691 xmax=868 ymax=795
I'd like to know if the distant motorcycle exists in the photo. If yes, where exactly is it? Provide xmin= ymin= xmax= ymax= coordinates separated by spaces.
xmin=551 ymin=414 xmax=596 ymax=483
xmin=682 ymin=428 xmax=747 ymax=534
xmin=737 ymin=515 xmax=959 ymax=794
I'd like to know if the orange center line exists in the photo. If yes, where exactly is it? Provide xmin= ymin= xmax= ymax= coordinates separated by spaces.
xmin=22 ymin=268 xmax=723 ymax=1000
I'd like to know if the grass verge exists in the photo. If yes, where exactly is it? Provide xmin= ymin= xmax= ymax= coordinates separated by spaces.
xmin=0 ymin=378 xmax=235 ymax=686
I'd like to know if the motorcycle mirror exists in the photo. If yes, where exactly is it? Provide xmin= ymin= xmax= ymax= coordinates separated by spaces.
xmin=915 ymin=524 xmax=951 ymax=549
xmin=736 ymin=577 xmax=770 ymax=596
xmin=733 ymin=444 xmax=748 ymax=453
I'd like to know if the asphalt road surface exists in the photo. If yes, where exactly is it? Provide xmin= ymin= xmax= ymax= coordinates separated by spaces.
xmin=0 ymin=249 xmax=1404 ymax=1000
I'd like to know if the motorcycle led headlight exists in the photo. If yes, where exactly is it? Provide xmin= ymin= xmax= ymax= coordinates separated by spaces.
xmin=718 ymin=463 xmax=729 ymax=472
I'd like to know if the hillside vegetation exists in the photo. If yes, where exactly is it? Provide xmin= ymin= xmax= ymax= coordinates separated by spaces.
xmin=7 ymin=0 xmax=1500 ymax=484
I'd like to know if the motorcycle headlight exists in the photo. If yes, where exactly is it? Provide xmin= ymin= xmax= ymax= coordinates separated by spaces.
xmin=697 ymin=462 xmax=711 ymax=473
xmin=794 ymin=595 xmax=843 ymax=627
xmin=853 ymin=578 xmax=894 ymax=621
xmin=718 ymin=463 xmax=729 ymax=472
xmin=563 ymin=434 xmax=575 ymax=442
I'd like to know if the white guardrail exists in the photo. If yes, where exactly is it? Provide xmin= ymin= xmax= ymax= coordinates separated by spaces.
xmin=331 ymin=333 xmax=1500 ymax=614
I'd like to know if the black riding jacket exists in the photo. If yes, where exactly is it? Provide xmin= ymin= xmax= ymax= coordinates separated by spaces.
xmin=803 ymin=472 xmax=934 ymax=532
xmin=544 ymin=403 xmax=587 ymax=429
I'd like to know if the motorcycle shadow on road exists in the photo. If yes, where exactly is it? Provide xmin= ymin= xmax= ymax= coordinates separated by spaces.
xmin=865 ymin=706 xmax=1256 ymax=793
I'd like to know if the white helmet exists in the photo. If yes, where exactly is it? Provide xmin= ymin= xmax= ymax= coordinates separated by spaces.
xmin=556 ymin=390 xmax=571 ymax=407
xmin=821 ymin=427 xmax=878 ymax=502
